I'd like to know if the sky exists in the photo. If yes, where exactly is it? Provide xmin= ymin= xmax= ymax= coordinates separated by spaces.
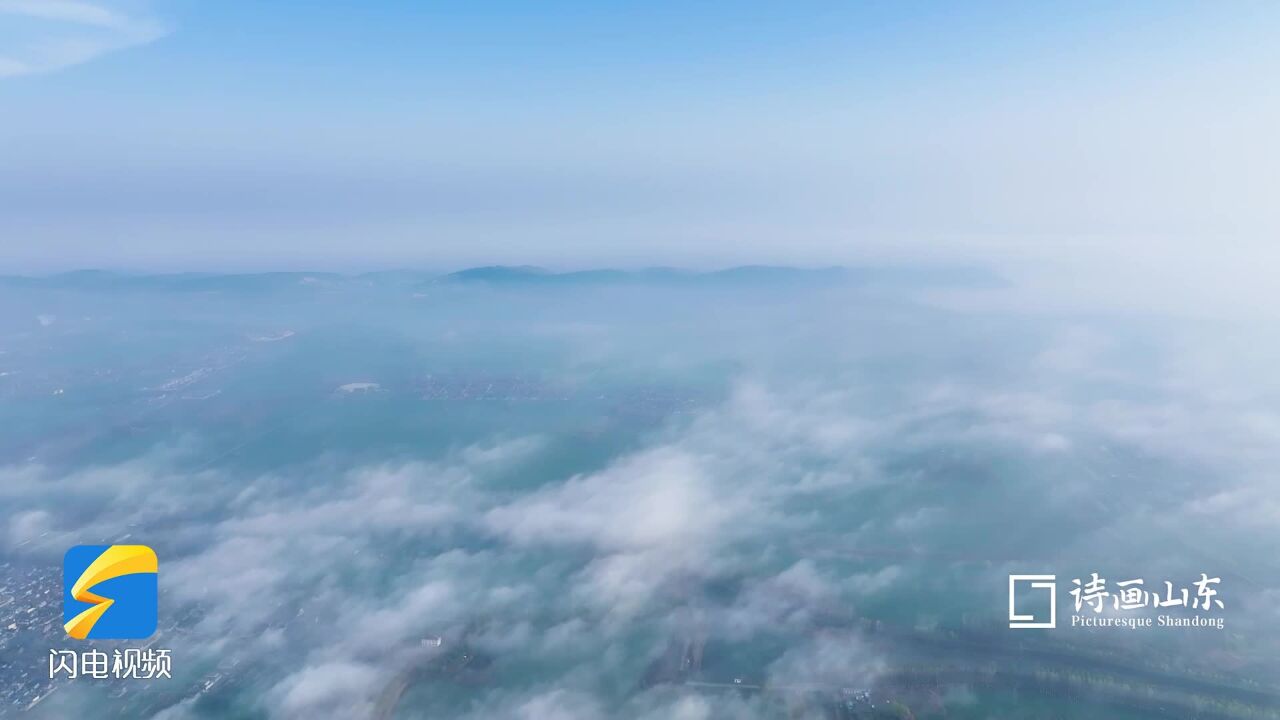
xmin=1 ymin=1 xmax=1278 ymax=296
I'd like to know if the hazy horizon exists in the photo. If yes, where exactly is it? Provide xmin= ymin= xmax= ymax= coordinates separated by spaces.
xmin=3 ymin=1 xmax=1280 ymax=318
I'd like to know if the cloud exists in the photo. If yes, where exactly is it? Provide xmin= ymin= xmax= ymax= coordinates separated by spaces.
xmin=766 ymin=631 xmax=884 ymax=689
xmin=269 ymin=661 xmax=381 ymax=719
xmin=484 ymin=382 xmax=884 ymax=621
xmin=0 ymin=0 xmax=167 ymax=77
xmin=121 ymin=383 xmax=890 ymax=718
xmin=6 ymin=508 xmax=51 ymax=547
xmin=7 ymin=293 xmax=1280 ymax=719
xmin=720 ymin=560 xmax=844 ymax=639
xmin=484 ymin=446 xmax=732 ymax=617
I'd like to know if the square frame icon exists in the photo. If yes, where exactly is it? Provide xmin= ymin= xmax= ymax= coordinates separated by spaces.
xmin=1009 ymin=574 xmax=1056 ymax=629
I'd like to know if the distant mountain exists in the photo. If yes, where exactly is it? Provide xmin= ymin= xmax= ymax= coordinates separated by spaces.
xmin=436 ymin=264 xmax=1004 ymax=288
xmin=440 ymin=266 xmax=669 ymax=285
xmin=0 ymin=265 xmax=1005 ymax=291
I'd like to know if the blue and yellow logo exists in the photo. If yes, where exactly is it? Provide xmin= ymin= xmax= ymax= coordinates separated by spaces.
xmin=63 ymin=545 xmax=158 ymax=640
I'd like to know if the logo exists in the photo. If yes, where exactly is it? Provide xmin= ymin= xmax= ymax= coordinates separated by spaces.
xmin=63 ymin=545 xmax=158 ymax=640
xmin=1007 ymin=572 xmax=1226 ymax=631
xmin=1008 ymin=574 xmax=1056 ymax=629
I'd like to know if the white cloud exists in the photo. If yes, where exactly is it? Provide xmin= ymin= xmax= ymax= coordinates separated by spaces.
xmin=5 ymin=508 xmax=51 ymax=548
xmin=269 ymin=661 xmax=381 ymax=719
xmin=484 ymin=382 xmax=884 ymax=619
xmin=0 ymin=0 xmax=167 ymax=77
xmin=485 ymin=448 xmax=724 ymax=553
xmin=766 ymin=631 xmax=884 ymax=689
xmin=10 ymin=324 xmax=1280 ymax=718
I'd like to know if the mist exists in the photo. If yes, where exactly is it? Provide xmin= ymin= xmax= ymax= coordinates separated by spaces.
xmin=2 ymin=266 xmax=1277 ymax=718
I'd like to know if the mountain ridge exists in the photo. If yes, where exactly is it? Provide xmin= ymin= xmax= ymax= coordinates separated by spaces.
xmin=0 ymin=264 xmax=1006 ymax=291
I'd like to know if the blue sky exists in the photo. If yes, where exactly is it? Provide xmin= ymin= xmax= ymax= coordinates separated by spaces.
xmin=2 ymin=1 xmax=1278 ymax=284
